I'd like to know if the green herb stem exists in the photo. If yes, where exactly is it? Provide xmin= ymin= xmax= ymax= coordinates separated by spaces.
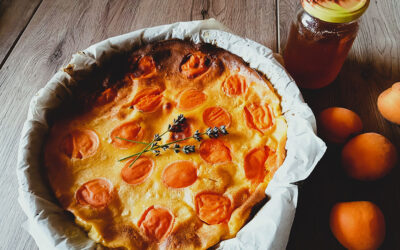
xmin=115 ymin=137 xmax=148 ymax=145
xmin=125 ymin=129 xmax=170 ymax=167
xmin=119 ymin=132 xmax=206 ymax=162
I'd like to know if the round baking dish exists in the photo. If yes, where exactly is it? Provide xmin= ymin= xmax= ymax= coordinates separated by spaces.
xmin=17 ymin=19 xmax=326 ymax=249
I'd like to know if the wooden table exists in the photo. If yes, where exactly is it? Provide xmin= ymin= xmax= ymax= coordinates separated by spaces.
xmin=0 ymin=1 xmax=399 ymax=249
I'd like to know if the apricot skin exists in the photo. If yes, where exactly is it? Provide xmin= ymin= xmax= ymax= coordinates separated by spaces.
xmin=330 ymin=201 xmax=385 ymax=250
xmin=318 ymin=107 xmax=363 ymax=144
xmin=341 ymin=133 xmax=397 ymax=181
xmin=377 ymin=82 xmax=400 ymax=125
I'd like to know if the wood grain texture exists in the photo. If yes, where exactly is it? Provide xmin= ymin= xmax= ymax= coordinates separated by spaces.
xmin=279 ymin=1 xmax=400 ymax=249
xmin=0 ymin=0 xmax=193 ymax=249
xmin=0 ymin=0 xmax=42 ymax=68
xmin=192 ymin=0 xmax=277 ymax=51
xmin=1 ymin=0 xmax=399 ymax=249
xmin=0 ymin=0 xmax=277 ymax=249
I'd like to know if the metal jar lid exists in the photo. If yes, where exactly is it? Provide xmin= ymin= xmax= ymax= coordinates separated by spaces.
xmin=301 ymin=0 xmax=370 ymax=23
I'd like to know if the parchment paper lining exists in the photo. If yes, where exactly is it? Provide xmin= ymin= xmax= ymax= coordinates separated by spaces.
xmin=17 ymin=19 xmax=326 ymax=250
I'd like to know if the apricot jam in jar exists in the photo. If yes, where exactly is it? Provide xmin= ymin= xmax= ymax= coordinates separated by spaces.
xmin=283 ymin=0 xmax=370 ymax=89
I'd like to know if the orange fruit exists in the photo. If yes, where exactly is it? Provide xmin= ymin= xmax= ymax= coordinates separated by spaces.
xmin=177 ymin=88 xmax=207 ymax=111
xmin=194 ymin=192 xmax=232 ymax=225
xmin=222 ymin=74 xmax=247 ymax=96
xmin=199 ymin=139 xmax=231 ymax=164
xmin=180 ymin=52 xmax=209 ymax=78
xmin=377 ymin=82 xmax=400 ymax=125
xmin=318 ymin=107 xmax=363 ymax=144
xmin=131 ymin=55 xmax=157 ymax=79
xmin=96 ymin=88 xmax=117 ymax=106
xmin=243 ymin=103 xmax=274 ymax=134
xmin=121 ymin=157 xmax=154 ymax=185
xmin=330 ymin=201 xmax=385 ymax=250
xmin=138 ymin=206 xmax=174 ymax=242
xmin=76 ymin=178 xmax=113 ymax=208
xmin=244 ymin=146 xmax=269 ymax=184
xmin=341 ymin=132 xmax=397 ymax=180
xmin=202 ymin=106 xmax=231 ymax=128
xmin=61 ymin=129 xmax=99 ymax=159
xmin=110 ymin=121 xmax=143 ymax=149
xmin=131 ymin=87 xmax=163 ymax=112
xmin=162 ymin=161 xmax=197 ymax=188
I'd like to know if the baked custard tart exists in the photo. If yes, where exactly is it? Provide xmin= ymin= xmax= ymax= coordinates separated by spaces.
xmin=44 ymin=40 xmax=287 ymax=249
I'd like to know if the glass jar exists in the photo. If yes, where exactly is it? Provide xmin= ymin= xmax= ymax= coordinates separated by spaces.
xmin=283 ymin=0 xmax=369 ymax=89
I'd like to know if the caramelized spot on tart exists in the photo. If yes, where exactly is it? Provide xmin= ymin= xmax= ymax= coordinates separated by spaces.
xmin=138 ymin=206 xmax=175 ymax=242
xmin=163 ymin=102 xmax=172 ymax=111
xmin=202 ymin=106 xmax=231 ymax=128
xmin=121 ymin=157 xmax=154 ymax=185
xmin=96 ymin=88 xmax=117 ymax=106
xmin=177 ymin=88 xmax=207 ymax=111
xmin=61 ymin=129 xmax=99 ymax=159
xmin=132 ymin=87 xmax=163 ymax=112
xmin=169 ymin=119 xmax=192 ymax=144
xmin=180 ymin=52 xmax=210 ymax=78
xmin=244 ymin=146 xmax=269 ymax=183
xmin=231 ymin=188 xmax=251 ymax=208
xmin=162 ymin=161 xmax=197 ymax=188
xmin=195 ymin=192 xmax=232 ymax=225
xmin=222 ymin=74 xmax=247 ymax=96
xmin=132 ymin=55 xmax=157 ymax=79
xmin=110 ymin=121 xmax=143 ymax=149
xmin=76 ymin=178 xmax=113 ymax=208
xmin=244 ymin=103 xmax=273 ymax=134
xmin=199 ymin=139 xmax=231 ymax=164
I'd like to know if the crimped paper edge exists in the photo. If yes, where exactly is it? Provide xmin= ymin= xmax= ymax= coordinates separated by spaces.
xmin=16 ymin=19 xmax=326 ymax=250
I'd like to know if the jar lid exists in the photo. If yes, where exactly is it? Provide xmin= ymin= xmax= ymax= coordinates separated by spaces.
xmin=301 ymin=0 xmax=370 ymax=23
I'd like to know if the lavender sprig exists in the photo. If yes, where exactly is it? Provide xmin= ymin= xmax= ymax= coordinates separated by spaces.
xmin=118 ymin=115 xmax=228 ymax=165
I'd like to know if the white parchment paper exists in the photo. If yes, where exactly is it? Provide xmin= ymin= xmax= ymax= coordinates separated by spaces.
xmin=17 ymin=19 xmax=326 ymax=250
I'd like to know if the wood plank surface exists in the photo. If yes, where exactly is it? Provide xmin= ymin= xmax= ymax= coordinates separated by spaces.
xmin=0 ymin=0 xmax=42 ymax=68
xmin=0 ymin=1 xmax=192 ymax=249
xmin=279 ymin=1 xmax=400 ymax=249
xmin=2 ymin=0 xmax=399 ymax=249
xmin=0 ymin=0 xmax=276 ymax=249
xmin=193 ymin=0 xmax=277 ymax=51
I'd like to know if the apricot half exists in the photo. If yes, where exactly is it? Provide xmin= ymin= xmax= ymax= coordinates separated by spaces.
xmin=162 ymin=161 xmax=197 ymax=188
xmin=330 ymin=201 xmax=385 ymax=250
xmin=131 ymin=87 xmax=163 ymax=113
xmin=76 ymin=178 xmax=113 ymax=208
xmin=61 ymin=129 xmax=99 ymax=159
xmin=177 ymin=88 xmax=207 ymax=111
xmin=180 ymin=52 xmax=210 ymax=78
xmin=199 ymin=139 xmax=231 ymax=164
xmin=377 ymin=82 xmax=400 ymax=125
xmin=318 ymin=107 xmax=363 ymax=144
xmin=138 ymin=206 xmax=174 ymax=242
xmin=195 ymin=192 xmax=232 ymax=225
xmin=341 ymin=133 xmax=397 ymax=180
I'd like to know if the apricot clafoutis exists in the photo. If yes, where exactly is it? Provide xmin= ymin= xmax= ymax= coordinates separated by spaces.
xmin=44 ymin=40 xmax=287 ymax=250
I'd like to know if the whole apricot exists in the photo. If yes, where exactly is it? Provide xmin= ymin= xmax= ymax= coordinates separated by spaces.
xmin=341 ymin=133 xmax=397 ymax=180
xmin=330 ymin=201 xmax=385 ymax=250
xmin=377 ymin=82 xmax=400 ymax=125
xmin=318 ymin=107 xmax=363 ymax=144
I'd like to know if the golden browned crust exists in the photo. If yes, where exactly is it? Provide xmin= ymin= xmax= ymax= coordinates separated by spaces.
xmin=44 ymin=39 xmax=287 ymax=249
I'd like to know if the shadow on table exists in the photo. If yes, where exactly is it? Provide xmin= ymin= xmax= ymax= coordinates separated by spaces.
xmin=286 ymin=58 xmax=400 ymax=250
